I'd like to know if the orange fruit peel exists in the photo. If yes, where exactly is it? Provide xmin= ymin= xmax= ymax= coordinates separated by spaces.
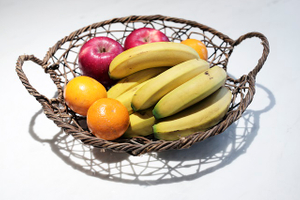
xmin=64 ymin=76 xmax=107 ymax=116
xmin=87 ymin=98 xmax=130 ymax=140
xmin=181 ymin=39 xmax=208 ymax=61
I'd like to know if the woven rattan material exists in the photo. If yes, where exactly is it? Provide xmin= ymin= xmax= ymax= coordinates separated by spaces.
xmin=16 ymin=15 xmax=269 ymax=155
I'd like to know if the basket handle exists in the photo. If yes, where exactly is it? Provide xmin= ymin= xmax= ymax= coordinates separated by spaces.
xmin=232 ymin=32 xmax=270 ymax=79
xmin=16 ymin=54 xmax=52 ymax=105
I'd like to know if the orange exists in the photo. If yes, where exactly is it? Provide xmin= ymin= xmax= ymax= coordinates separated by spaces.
xmin=181 ymin=39 xmax=208 ymax=60
xmin=64 ymin=76 xmax=107 ymax=116
xmin=87 ymin=98 xmax=129 ymax=140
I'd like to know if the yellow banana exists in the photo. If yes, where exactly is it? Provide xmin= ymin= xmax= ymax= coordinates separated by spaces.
xmin=107 ymin=67 xmax=168 ymax=99
xmin=131 ymin=59 xmax=209 ymax=111
xmin=122 ymin=109 xmax=156 ymax=138
xmin=153 ymin=65 xmax=227 ymax=119
xmin=115 ymin=79 xmax=152 ymax=114
xmin=109 ymin=42 xmax=200 ymax=79
xmin=153 ymin=86 xmax=232 ymax=141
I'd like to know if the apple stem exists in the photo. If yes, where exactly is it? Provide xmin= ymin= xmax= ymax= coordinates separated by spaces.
xmin=143 ymin=36 xmax=150 ymax=43
xmin=98 ymin=46 xmax=107 ymax=53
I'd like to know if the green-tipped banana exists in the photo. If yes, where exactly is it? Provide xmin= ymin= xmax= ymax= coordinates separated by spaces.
xmin=122 ymin=109 xmax=156 ymax=138
xmin=109 ymin=42 xmax=200 ymax=79
xmin=153 ymin=65 xmax=227 ymax=119
xmin=115 ymin=79 xmax=152 ymax=114
xmin=107 ymin=67 xmax=168 ymax=99
xmin=131 ymin=59 xmax=209 ymax=111
xmin=153 ymin=87 xmax=232 ymax=141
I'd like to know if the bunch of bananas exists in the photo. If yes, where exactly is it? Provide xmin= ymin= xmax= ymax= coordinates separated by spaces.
xmin=107 ymin=42 xmax=232 ymax=141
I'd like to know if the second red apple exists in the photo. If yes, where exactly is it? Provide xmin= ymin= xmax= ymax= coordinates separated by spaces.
xmin=124 ymin=27 xmax=170 ymax=50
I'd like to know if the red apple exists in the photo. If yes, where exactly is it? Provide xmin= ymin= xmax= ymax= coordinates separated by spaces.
xmin=124 ymin=27 xmax=170 ymax=50
xmin=78 ymin=36 xmax=124 ymax=88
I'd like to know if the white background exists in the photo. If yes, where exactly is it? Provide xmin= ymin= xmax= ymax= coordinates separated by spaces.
xmin=1 ymin=0 xmax=300 ymax=199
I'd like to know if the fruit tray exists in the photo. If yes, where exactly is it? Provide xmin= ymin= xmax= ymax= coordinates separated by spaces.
xmin=16 ymin=15 xmax=269 ymax=155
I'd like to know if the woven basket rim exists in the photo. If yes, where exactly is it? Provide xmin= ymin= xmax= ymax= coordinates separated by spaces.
xmin=16 ymin=15 xmax=270 ymax=156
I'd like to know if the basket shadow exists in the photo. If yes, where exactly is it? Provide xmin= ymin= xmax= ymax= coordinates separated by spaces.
xmin=28 ymin=83 xmax=274 ymax=185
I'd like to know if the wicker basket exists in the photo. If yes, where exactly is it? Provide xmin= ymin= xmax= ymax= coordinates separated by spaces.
xmin=16 ymin=15 xmax=269 ymax=156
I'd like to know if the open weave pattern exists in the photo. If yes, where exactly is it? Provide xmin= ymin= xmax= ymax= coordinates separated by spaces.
xmin=16 ymin=15 xmax=269 ymax=155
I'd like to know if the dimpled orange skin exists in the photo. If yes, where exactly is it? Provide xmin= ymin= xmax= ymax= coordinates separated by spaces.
xmin=63 ymin=76 xmax=107 ymax=116
xmin=181 ymin=39 xmax=208 ymax=61
xmin=87 ymin=98 xmax=130 ymax=140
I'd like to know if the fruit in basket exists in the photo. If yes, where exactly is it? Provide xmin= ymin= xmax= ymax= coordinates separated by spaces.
xmin=87 ymin=98 xmax=129 ymax=140
xmin=109 ymin=42 xmax=200 ymax=79
xmin=124 ymin=27 xmax=170 ymax=50
xmin=181 ymin=39 xmax=208 ymax=61
xmin=107 ymin=67 xmax=168 ymax=99
xmin=153 ymin=87 xmax=232 ymax=141
xmin=122 ymin=109 xmax=156 ymax=138
xmin=153 ymin=65 xmax=227 ymax=119
xmin=78 ymin=36 xmax=124 ymax=88
xmin=131 ymin=59 xmax=209 ymax=111
xmin=63 ymin=76 xmax=107 ymax=116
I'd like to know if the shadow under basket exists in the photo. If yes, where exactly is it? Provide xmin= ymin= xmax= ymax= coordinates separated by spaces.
xmin=16 ymin=15 xmax=270 ymax=156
